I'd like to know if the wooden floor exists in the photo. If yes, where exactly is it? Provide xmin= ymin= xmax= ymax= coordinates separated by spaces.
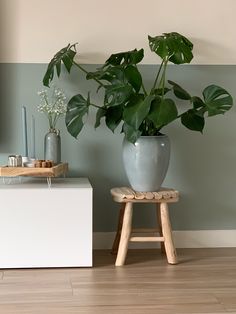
xmin=0 ymin=248 xmax=236 ymax=313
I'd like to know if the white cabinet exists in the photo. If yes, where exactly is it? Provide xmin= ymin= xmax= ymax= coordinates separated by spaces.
xmin=0 ymin=178 xmax=92 ymax=268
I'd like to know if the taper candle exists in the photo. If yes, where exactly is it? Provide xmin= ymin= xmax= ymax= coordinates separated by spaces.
xmin=31 ymin=115 xmax=35 ymax=158
xmin=22 ymin=106 xmax=28 ymax=157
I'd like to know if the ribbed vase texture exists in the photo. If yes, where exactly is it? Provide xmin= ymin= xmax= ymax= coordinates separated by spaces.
xmin=44 ymin=129 xmax=61 ymax=164
xmin=122 ymin=135 xmax=170 ymax=192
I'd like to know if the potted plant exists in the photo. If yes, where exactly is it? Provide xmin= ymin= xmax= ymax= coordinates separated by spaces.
xmin=43 ymin=32 xmax=233 ymax=191
xmin=37 ymin=86 xmax=67 ymax=164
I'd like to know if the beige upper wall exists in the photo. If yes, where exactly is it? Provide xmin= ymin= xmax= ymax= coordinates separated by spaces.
xmin=0 ymin=0 xmax=235 ymax=64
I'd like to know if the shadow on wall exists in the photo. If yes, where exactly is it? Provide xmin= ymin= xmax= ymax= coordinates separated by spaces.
xmin=193 ymin=37 xmax=234 ymax=64
xmin=0 ymin=65 xmax=19 ymax=152
xmin=66 ymin=134 xmax=130 ymax=231
xmin=0 ymin=1 xmax=19 ymax=61
xmin=0 ymin=1 xmax=19 ymax=152
xmin=165 ymin=109 xmax=236 ymax=230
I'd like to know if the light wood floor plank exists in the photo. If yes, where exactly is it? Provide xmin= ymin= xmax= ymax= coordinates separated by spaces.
xmin=0 ymin=248 xmax=236 ymax=313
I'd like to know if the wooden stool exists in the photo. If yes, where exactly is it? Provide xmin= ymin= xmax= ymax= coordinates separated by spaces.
xmin=111 ymin=187 xmax=179 ymax=266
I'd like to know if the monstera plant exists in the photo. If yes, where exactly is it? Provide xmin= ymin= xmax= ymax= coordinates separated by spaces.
xmin=43 ymin=32 xmax=233 ymax=191
xmin=43 ymin=32 xmax=233 ymax=144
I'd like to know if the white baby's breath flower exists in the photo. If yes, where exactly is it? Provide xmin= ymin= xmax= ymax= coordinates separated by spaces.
xmin=37 ymin=86 xmax=67 ymax=129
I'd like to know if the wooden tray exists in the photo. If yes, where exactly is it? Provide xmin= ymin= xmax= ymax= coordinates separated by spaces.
xmin=0 ymin=163 xmax=68 ymax=177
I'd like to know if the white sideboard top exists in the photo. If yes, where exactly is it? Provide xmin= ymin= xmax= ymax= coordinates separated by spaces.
xmin=0 ymin=177 xmax=92 ymax=189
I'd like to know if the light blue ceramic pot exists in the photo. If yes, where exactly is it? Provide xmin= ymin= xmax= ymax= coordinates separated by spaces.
xmin=122 ymin=135 xmax=170 ymax=192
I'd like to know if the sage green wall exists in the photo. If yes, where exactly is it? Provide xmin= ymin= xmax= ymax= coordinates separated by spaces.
xmin=0 ymin=64 xmax=236 ymax=231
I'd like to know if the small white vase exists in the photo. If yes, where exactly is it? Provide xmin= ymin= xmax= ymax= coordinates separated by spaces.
xmin=122 ymin=135 xmax=170 ymax=192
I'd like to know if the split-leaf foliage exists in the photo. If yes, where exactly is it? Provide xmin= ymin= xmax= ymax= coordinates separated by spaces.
xmin=43 ymin=32 xmax=233 ymax=143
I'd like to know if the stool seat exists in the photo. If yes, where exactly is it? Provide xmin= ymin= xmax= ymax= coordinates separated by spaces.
xmin=111 ymin=187 xmax=179 ymax=266
xmin=111 ymin=187 xmax=179 ymax=202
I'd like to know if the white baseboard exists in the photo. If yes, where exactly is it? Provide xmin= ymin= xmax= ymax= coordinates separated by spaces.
xmin=93 ymin=230 xmax=236 ymax=249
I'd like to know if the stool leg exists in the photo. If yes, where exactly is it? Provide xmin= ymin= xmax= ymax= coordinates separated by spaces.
xmin=156 ymin=204 xmax=165 ymax=254
xmin=160 ymin=202 xmax=178 ymax=264
xmin=115 ymin=202 xmax=133 ymax=266
xmin=111 ymin=203 xmax=125 ymax=255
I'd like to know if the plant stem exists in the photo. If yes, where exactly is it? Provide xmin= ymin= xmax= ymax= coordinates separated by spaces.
xmin=161 ymin=60 xmax=168 ymax=97
xmin=135 ymin=65 xmax=147 ymax=96
xmin=141 ymin=81 xmax=148 ymax=97
xmin=48 ymin=113 xmax=53 ymax=129
xmin=90 ymin=103 xmax=105 ymax=110
xmin=73 ymin=61 xmax=105 ymax=88
xmin=52 ymin=114 xmax=59 ymax=129
xmin=152 ymin=60 xmax=164 ymax=91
